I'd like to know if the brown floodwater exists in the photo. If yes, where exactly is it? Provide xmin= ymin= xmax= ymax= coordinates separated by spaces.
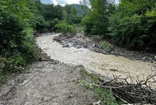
xmin=36 ymin=33 xmax=154 ymax=80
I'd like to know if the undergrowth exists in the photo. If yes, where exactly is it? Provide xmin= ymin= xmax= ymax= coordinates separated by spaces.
xmin=75 ymin=69 xmax=123 ymax=105
xmin=100 ymin=41 xmax=114 ymax=52
xmin=0 ymin=28 xmax=39 ymax=86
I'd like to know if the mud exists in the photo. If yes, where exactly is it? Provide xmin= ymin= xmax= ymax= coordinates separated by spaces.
xmin=0 ymin=61 xmax=96 ymax=105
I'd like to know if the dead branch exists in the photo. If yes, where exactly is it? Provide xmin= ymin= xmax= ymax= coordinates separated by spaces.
xmin=98 ymin=69 xmax=156 ymax=104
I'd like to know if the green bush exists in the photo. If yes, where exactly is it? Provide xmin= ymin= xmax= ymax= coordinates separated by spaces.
xmin=0 ymin=12 xmax=26 ymax=53
xmin=100 ymin=41 xmax=114 ymax=52
xmin=55 ymin=21 xmax=76 ymax=34
xmin=95 ymin=88 xmax=120 ymax=105
xmin=82 ymin=15 xmax=94 ymax=35
xmin=48 ymin=18 xmax=59 ymax=32
xmin=34 ymin=17 xmax=59 ymax=33
xmin=0 ymin=57 xmax=6 ymax=85
xmin=0 ymin=0 xmax=38 ymax=75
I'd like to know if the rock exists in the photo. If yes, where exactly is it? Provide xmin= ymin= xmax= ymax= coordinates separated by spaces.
xmin=142 ymin=57 xmax=147 ymax=60
xmin=68 ymin=43 xmax=73 ymax=47
xmin=76 ymin=45 xmax=82 ymax=49
xmin=92 ymin=43 xmax=98 ymax=48
xmin=154 ymin=56 xmax=156 ymax=61
xmin=37 ymin=64 xmax=43 ymax=68
xmin=63 ymin=44 xmax=69 ymax=47
xmin=83 ymin=44 xmax=88 ymax=48
xmin=53 ymin=36 xmax=61 ymax=42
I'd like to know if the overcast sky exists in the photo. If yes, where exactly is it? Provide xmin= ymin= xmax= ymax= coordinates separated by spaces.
xmin=40 ymin=0 xmax=119 ymax=5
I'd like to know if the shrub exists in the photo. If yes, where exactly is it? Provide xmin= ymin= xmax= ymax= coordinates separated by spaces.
xmin=48 ymin=18 xmax=59 ymax=32
xmin=82 ymin=15 xmax=94 ymax=35
xmin=0 ymin=11 xmax=27 ymax=53
xmin=0 ymin=0 xmax=38 ymax=74
xmin=100 ymin=41 xmax=114 ymax=52
xmin=55 ymin=21 xmax=76 ymax=34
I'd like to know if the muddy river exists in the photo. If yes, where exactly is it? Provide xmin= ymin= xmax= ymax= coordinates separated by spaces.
xmin=36 ymin=33 xmax=154 ymax=80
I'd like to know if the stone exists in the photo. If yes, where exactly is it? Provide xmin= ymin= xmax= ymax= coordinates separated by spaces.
xmin=142 ymin=57 xmax=147 ymax=60
xmin=154 ymin=56 xmax=156 ymax=61
xmin=63 ymin=44 xmax=69 ymax=47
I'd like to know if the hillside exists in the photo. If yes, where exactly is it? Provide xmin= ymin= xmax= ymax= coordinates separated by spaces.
xmin=71 ymin=4 xmax=89 ymax=16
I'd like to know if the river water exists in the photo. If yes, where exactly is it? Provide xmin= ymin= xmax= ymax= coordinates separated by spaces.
xmin=36 ymin=33 xmax=153 ymax=80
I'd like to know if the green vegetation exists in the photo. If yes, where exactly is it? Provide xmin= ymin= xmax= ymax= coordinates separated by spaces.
xmin=75 ymin=69 xmax=123 ymax=105
xmin=55 ymin=21 xmax=76 ymax=34
xmin=82 ymin=0 xmax=114 ymax=35
xmin=100 ymin=41 xmax=114 ymax=52
xmin=109 ymin=0 xmax=156 ymax=49
xmin=32 ymin=1 xmax=83 ymax=33
xmin=82 ymin=0 xmax=156 ymax=50
xmin=78 ymin=80 xmax=121 ymax=105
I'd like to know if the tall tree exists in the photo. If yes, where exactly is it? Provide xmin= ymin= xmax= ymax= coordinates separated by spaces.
xmin=82 ymin=0 xmax=114 ymax=35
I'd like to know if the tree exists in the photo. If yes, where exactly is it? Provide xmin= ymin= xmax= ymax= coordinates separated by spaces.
xmin=63 ymin=5 xmax=81 ymax=24
xmin=109 ymin=0 xmax=156 ymax=49
xmin=82 ymin=0 xmax=114 ymax=35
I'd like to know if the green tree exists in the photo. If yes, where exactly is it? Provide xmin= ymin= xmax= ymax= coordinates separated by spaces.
xmin=109 ymin=0 xmax=156 ymax=49
xmin=64 ymin=5 xmax=81 ymax=24
xmin=82 ymin=0 xmax=114 ymax=35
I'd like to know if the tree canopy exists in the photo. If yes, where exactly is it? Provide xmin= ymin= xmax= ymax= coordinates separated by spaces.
xmin=82 ymin=0 xmax=156 ymax=49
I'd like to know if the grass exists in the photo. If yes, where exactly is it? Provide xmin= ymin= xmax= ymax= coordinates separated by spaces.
xmin=75 ymin=68 xmax=123 ymax=105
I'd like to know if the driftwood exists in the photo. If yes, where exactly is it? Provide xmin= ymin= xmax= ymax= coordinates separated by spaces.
xmin=98 ymin=70 xmax=156 ymax=104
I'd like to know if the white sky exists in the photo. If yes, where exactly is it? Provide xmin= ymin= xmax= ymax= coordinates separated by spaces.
xmin=66 ymin=0 xmax=81 ymax=4
xmin=53 ymin=0 xmax=82 ymax=5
